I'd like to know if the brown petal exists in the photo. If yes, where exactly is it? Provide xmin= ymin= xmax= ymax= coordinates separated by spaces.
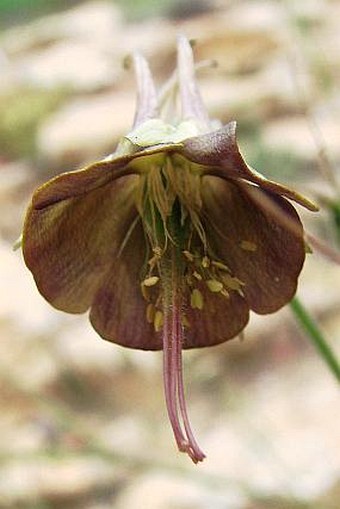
xmin=23 ymin=175 xmax=138 ymax=313
xmin=202 ymin=177 xmax=306 ymax=314
xmin=31 ymin=158 xmax=136 ymax=210
xmin=90 ymin=218 xmax=162 ymax=350
xmin=184 ymin=285 xmax=249 ymax=348
xmin=30 ymin=142 xmax=185 ymax=210
xmin=180 ymin=122 xmax=318 ymax=211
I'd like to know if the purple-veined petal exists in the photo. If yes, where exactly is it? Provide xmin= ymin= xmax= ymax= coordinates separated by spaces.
xmin=23 ymin=175 xmax=139 ymax=313
xmin=202 ymin=177 xmax=306 ymax=314
xmin=90 ymin=218 xmax=162 ymax=350
xmin=31 ymin=158 xmax=136 ymax=210
xmin=29 ymin=142 xmax=189 ymax=210
xmin=180 ymin=121 xmax=318 ymax=211
xmin=184 ymin=286 xmax=249 ymax=348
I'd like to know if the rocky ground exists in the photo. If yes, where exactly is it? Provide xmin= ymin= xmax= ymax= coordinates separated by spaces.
xmin=0 ymin=1 xmax=340 ymax=508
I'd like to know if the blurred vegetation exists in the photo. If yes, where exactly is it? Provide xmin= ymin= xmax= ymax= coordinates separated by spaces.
xmin=114 ymin=0 xmax=212 ymax=20
xmin=0 ymin=87 xmax=70 ymax=159
xmin=115 ymin=0 xmax=176 ymax=20
xmin=0 ymin=0 xmax=82 ymax=27
xmin=0 ymin=0 xmax=212 ymax=25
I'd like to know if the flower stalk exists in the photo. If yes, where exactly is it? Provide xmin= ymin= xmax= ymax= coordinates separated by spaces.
xmin=290 ymin=297 xmax=340 ymax=382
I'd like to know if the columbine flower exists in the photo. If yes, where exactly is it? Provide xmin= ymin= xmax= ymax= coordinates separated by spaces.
xmin=22 ymin=36 xmax=317 ymax=463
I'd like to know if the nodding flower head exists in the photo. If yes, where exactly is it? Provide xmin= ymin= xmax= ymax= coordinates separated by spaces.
xmin=22 ymin=36 xmax=318 ymax=463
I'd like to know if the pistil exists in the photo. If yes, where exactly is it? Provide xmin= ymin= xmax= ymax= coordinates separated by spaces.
xmin=161 ymin=258 xmax=206 ymax=463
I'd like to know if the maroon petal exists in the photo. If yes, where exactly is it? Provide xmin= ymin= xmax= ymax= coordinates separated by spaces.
xmin=180 ymin=121 xmax=318 ymax=211
xmin=23 ymin=175 xmax=138 ymax=313
xmin=31 ymin=158 xmax=136 ymax=210
xmin=184 ymin=286 xmax=249 ymax=348
xmin=89 ymin=219 xmax=162 ymax=350
xmin=30 ymin=142 xmax=186 ymax=211
xmin=202 ymin=177 xmax=306 ymax=314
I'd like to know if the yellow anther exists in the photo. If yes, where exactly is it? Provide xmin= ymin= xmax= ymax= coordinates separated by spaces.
xmin=141 ymin=283 xmax=149 ymax=301
xmin=220 ymin=288 xmax=230 ymax=298
xmin=212 ymin=260 xmax=230 ymax=272
xmin=154 ymin=310 xmax=164 ymax=332
xmin=190 ymin=288 xmax=204 ymax=310
xmin=206 ymin=279 xmax=223 ymax=292
xmin=143 ymin=275 xmax=160 ymax=287
xmin=223 ymin=274 xmax=244 ymax=291
xmin=240 ymin=240 xmax=257 ymax=252
xmin=193 ymin=271 xmax=202 ymax=281
xmin=183 ymin=250 xmax=194 ymax=262
xmin=202 ymin=256 xmax=210 ymax=268
xmin=182 ymin=315 xmax=191 ymax=328
xmin=146 ymin=303 xmax=156 ymax=324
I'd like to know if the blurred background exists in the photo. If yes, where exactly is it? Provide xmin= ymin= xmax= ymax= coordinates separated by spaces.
xmin=0 ymin=0 xmax=340 ymax=508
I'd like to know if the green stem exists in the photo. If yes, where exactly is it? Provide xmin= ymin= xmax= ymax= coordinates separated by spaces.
xmin=290 ymin=296 xmax=340 ymax=382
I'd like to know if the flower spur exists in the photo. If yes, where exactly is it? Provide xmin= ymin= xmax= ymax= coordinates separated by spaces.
xmin=22 ymin=36 xmax=318 ymax=463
